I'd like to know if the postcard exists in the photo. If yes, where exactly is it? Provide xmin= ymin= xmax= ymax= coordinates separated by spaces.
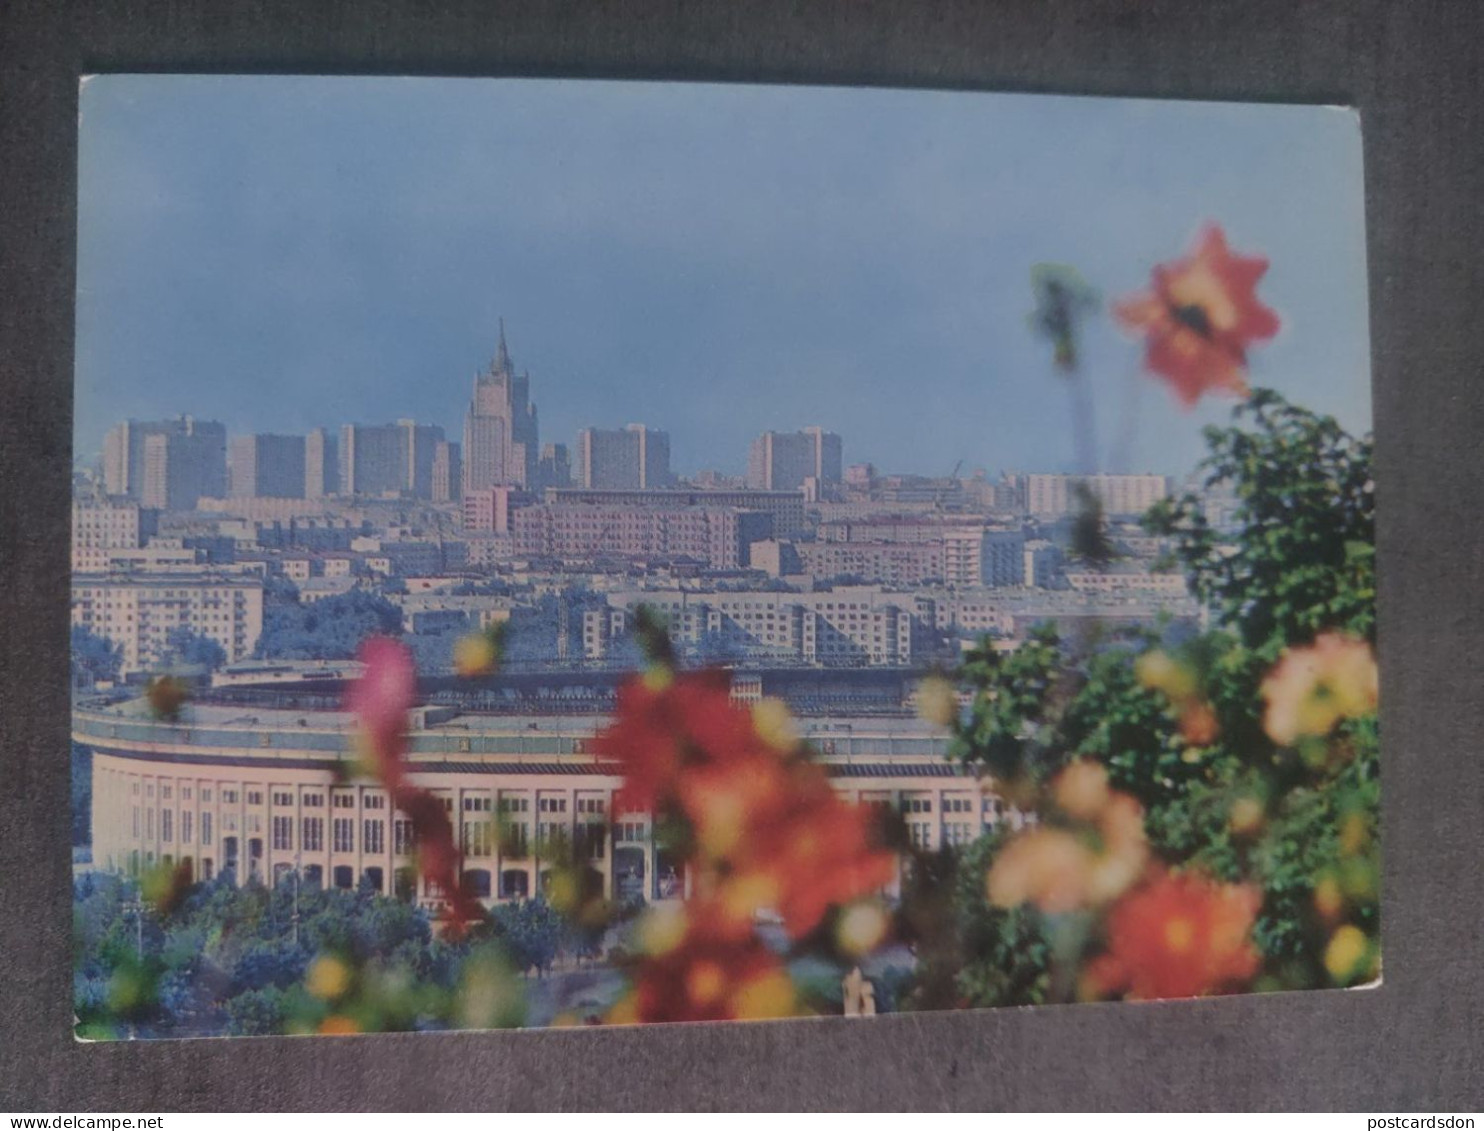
xmin=70 ymin=76 xmax=1376 ymax=1038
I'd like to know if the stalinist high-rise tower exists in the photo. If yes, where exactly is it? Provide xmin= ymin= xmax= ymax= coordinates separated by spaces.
xmin=462 ymin=320 xmax=539 ymax=494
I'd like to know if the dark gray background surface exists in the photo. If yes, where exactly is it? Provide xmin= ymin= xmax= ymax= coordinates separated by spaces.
xmin=1 ymin=0 xmax=1480 ymax=1112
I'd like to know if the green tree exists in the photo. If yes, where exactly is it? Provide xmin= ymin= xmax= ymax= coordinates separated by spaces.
xmin=253 ymin=589 xmax=403 ymax=661
xmin=934 ymin=389 xmax=1379 ymax=993
xmin=1144 ymin=388 xmax=1375 ymax=661
xmin=70 ymin=625 xmax=122 ymax=686
xmin=489 ymin=899 xmax=565 ymax=976
xmin=163 ymin=627 xmax=228 ymax=672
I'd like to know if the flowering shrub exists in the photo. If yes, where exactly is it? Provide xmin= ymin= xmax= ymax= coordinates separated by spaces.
xmin=911 ymin=385 xmax=1379 ymax=1006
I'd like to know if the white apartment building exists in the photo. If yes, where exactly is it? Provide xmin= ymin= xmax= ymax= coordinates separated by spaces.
xmin=1020 ymin=473 xmax=1171 ymax=518
xmin=70 ymin=574 xmax=265 ymax=673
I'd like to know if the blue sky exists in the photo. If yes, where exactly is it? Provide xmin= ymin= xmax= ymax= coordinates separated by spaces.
xmin=75 ymin=76 xmax=1371 ymax=479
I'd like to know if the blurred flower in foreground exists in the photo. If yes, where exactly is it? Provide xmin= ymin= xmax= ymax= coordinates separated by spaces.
xmin=453 ymin=621 xmax=506 ymax=678
xmin=915 ymin=674 xmax=960 ymax=728
xmin=347 ymin=636 xmax=417 ymax=792
xmin=598 ymin=666 xmax=894 ymax=939
xmin=1323 ymin=924 xmax=1378 ymax=985
xmin=1260 ymin=632 xmax=1379 ymax=746
xmin=1135 ymin=648 xmax=1220 ymax=751
xmin=988 ymin=762 xmax=1149 ymax=913
xmin=609 ymin=903 xmax=799 ymax=1024
xmin=139 ymin=858 xmax=194 ymax=916
xmin=347 ymin=637 xmax=484 ymax=933
xmin=306 ymin=955 xmax=352 ymax=1001
xmin=1028 ymin=263 xmax=1100 ymax=373
xmin=1082 ymin=871 xmax=1261 ymax=1000
xmin=145 ymin=675 xmax=189 ymax=722
xmin=1114 ymin=224 xmax=1279 ymax=408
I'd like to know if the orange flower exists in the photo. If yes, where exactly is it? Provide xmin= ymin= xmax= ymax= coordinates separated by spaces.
xmin=1260 ymin=632 xmax=1379 ymax=746
xmin=1083 ymin=872 xmax=1261 ymax=1000
xmin=1114 ymin=224 xmax=1279 ymax=408
xmin=1178 ymin=701 xmax=1221 ymax=746
xmin=987 ymin=827 xmax=1100 ymax=914
xmin=989 ymin=764 xmax=1149 ymax=913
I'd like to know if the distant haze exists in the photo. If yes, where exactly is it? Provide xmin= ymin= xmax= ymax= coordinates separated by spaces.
xmin=75 ymin=76 xmax=1371 ymax=480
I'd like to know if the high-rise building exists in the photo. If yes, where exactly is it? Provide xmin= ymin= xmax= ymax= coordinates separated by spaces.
xmin=338 ymin=420 xmax=445 ymax=498
xmin=746 ymin=427 xmax=842 ymax=491
xmin=304 ymin=427 xmax=339 ymax=498
xmin=574 ymin=424 xmax=672 ymax=489
xmin=339 ymin=423 xmax=404 ymax=498
xmin=535 ymin=443 xmax=572 ymax=490
xmin=462 ymin=321 xmax=539 ymax=494
xmin=230 ymin=434 xmax=307 ymax=499
xmin=432 ymin=440 xmax=462 ymax=503
xmin=399 ymin=419 xmax=445 ymax=500
xmin=103 ymin=417 xmax=226 ymax=506
xmin=1016 ymin=473 xmax=1171 ymax=518
xmin=134 ymin=418 xmax=227 ymax=511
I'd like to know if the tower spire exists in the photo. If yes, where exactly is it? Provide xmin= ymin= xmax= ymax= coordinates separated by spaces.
xmin=493 ymin=318 xmax=512 ymax=375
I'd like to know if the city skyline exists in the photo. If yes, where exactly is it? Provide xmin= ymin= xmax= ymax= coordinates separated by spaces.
xmin=68 ymin=77 xmax=1380 ymax=1039
xmin=76 ymin=76 xmax=1371 ymax=480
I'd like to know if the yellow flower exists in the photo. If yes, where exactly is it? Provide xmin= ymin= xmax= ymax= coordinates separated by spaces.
xmin=641 ymin=664 xmax=674 ymax=693
xmin=636 ymin=905 xmax=689 ymax=956
xmin=317 ymin=1014 xmax=360 ymax=1036
xmin=605 ymin=992 xmax=641 ymax=1026
xmin=1323 ymin=924 xmax=1373 ymax=983
xmin=729 ymin=969 xmax=797 ymax=1021
xmin=751 ymin=696 xmax=799 ymax=751
xmin=1228 ymin=796 xmax=1265 ymax=837
xmin=989 ymin=790 xmax=1149 ymax=912
xmin=544 ymin=870 xmax=579 ymax=914
xmin=305 ymin=955 xmax=351 ymax=1001
xmin=453 ymin=631 xmax=499 ymax=678
xmin=718 ymin=871 xmax=782 ymax=927
xmin=835 ymin=900 xmax=890 ymax=959
xmin=1313 ymin=874 xmax=1344 ymax=921
xmin=1054 ymin=760 xmax=1111 ymax=821
xmin=1087 ymin=794 xmax=1150 ymax=904
xmin=1260 ymin=633 xmax=1378 ymax=746
xmin=685 ymin=960 xmax=728 ymax=1007
xmin=1338 ymin=812 xmax=1369 ymax=856
xmin=915 ymin=675 xmax=960 ymax=728
xmin=1135 ymin=650 xmax=1198 ymax=702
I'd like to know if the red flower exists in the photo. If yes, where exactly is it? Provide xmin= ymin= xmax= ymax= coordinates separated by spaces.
xmin=597 ymin=667 xmax=896 ymax=940
xmin=609 ymin=903 xmax=798 ymax=1024
xmin=740 ymin=783 xmax=896 ymax=939
xmin=595 ymin=668 xmax=758 ymax=812
xmin=1083 ymin=871 xmax=1262 ymax=1000
xmin=1114 ymin=224 xmax=1280 ymax=408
